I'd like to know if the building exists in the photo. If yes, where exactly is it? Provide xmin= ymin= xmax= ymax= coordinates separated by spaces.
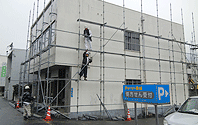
xmin=5 ymin=49 xmax=26 ymax=100
xmin=0 ymin=55 xmax=7 ymax=96
xmin=20 ymin=0 xmax=198 ymax=118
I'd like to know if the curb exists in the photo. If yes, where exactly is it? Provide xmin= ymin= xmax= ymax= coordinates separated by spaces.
xmin=9 ymin=102 xmax=24 ymax=114
xmin=8 ymin=102 xmax=16 ymax=108
xmin=9 ymin=101 xmax=42 ymax=118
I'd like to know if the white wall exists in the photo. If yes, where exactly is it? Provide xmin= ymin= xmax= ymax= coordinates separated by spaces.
xmin=55 ymin=0 xmax=188 ymax=112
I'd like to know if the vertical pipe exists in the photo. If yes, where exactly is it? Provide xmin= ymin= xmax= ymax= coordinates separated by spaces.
xmin=40 ymin=0 xmax=47 ymax=108
xmin=156 ymin=0 xmax=161 ymax=84
xmin=26 ymin=10 xmax=31 ymax=86
xmin=192 ymin=13 xmax=197 ymax=83
xmin=168 ymin=35 xmax=173 ymax=105
xmin=181 ymin=9 xmax=187 ymax=100
xmin=36 ymin=0 xmax=40 ymax=113
xmin=42 ymin=0 xmax=49 ymax=105
xmin=102 ymin=0 xmax=105 ymax=118
xmin=190 ymin=32 xmax=193 ymax=95
xmin=19 ymin=64 xmax=23 ymax=102
xmin=134 ymin=103 xmax=138 ymax=125
xmin=100 ymin=25 xmax=102 ymax=117
xmin=170 ymin=3 xmax=177 ymax=105
xmin=35 ymin=0 xmax=46 ymax=112
xmin=180 ymin=37 xmax=186 ymax=99
xmin=29 ymin=3 xmax=35 ymax=112
xmin=181 ymin=9 xmax=188 ymax=99
xmin=192 ymin=13 xmax=196 ymax=46
xmin=138 ymin=24 xmax=143 ymax=117
xmin=32 ymin=2 xmax=35 ymax=26
xmin=141 ymin=0 xmax=146 ymax=84
xmin=49 ymin=81 xmax=51 ymax=102
xmin=56 ymin=80 xmax=59 ymax=106
xmin=123 ymin=0 xmax=126 ymax=84
xmin=22 ymin=10 xmax=31 ymax=91
xmin=190 ymin=32 xmax=193 ymax=65
xmin=47 ymin=0 xmax=53 ymax=105
xmin=31 ymin=2 xmax=35 ymax=99
xmin=192 ymin=13 xmax=198 ymax=95
xmin=156 ymin=0 xmax=163 ymax=114
xmin=155 ymin=105 xmax=159 ymax=125
xmin=141 ymin=0 xmax=147 ymax=117
xmin=21 ymin=10 xmax=31 ymax=102
xmin=77 ymin=0 xmax=81 ymax=114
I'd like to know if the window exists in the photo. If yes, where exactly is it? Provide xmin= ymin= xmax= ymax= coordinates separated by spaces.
xmin=126 ymin=79 xmax=141 ymax=85
xmin=31 ymin=21 xmax=56 ymax=56
xmin=124 ymin=31 xmax=140 ymax=51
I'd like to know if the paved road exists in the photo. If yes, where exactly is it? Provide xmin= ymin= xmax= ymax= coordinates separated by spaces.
xmin=0 ymin=96 xmax=48 ymax=125
xmin=0 ymin=96 xmax=164 ymax=125
xmin=51 ymin=118 xmax=164 ymax=125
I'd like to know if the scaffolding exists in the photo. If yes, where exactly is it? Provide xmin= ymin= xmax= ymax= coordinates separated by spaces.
xmin=18 ymin=0 xmax=198 ymax=118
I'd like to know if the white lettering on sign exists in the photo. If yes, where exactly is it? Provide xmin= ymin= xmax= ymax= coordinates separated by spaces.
xmin=158 ymin=87 xmax=164 ymax=100
xmin=165 ymin=90 xmax=169 ymax=97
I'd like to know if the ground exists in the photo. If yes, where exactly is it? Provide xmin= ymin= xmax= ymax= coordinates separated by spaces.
xmin=0 ymin=96 xmax=164 ymax=125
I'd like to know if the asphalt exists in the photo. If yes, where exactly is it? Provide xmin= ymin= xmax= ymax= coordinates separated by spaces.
xmin=0 ymin=96 xmax=164 ymax=125
xmin=0 ymin=96 xmax=48 ymax=125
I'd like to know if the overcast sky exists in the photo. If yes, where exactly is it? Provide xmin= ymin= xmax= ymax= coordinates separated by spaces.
xmin=0 ymin=0 xmax=198 ymax=55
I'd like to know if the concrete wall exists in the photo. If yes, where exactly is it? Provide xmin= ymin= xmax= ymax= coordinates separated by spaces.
xmin=55 ymin=0 xmax=188 ymax=113
xmin=5 ymin=49 xmax=26 ymax=100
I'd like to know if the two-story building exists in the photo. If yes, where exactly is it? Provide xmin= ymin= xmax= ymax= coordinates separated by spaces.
xmin=21 ymin=0 xmax=197 ymax=118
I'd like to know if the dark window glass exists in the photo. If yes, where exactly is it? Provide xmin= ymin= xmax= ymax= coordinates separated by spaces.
xmin=125 ymin=79 xmax=141 ymax=85
xmin=124 ymin=31 xmax=140 ymax=52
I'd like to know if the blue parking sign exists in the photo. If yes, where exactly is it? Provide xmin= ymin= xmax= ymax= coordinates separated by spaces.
xmin=123 ymin=84 xmax=170 ymax=104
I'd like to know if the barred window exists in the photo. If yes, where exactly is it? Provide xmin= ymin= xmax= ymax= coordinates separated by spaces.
xmin=124 ymin=31 xmax=140 ymax=51
xmin=31 ymin=21 xmax=56 ymax=56
xmin=126 ymin=79 xmax=141 ymax=85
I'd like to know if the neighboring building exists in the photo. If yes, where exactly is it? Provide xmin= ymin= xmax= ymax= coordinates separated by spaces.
xmin=0 ymin=55 xmax=7 ymax=96
xmin=5 ymin=49 xmax=26 ymax=100
xmin=22 ymin=0 xmax=197 ymax=117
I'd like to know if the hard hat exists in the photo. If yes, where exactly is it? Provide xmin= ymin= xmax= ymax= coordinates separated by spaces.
xmin=86 ymin=52 xmax=89 ymax=57
xmin=25 ymin=86 xmax=30 ymax=90
xmin=84 ymin=25 xmax=88 ymax=29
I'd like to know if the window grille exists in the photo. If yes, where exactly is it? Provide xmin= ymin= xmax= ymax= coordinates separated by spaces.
xmin=124 ymin=31 xmax=140 ymax=51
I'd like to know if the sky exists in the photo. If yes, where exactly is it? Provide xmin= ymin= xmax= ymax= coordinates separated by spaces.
xmin=0 ymin=0 xmax=198 ymax=55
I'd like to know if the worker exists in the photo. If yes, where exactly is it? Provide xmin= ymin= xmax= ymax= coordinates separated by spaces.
xmin=79 ymin=50 xmax=92 ymax=81
xmin=83 ymin=25 xmax=92 ymax=50
xmin=22 ymin=85 xmax=34 ymax=120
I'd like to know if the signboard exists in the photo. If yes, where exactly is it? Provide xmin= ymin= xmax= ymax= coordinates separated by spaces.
xmin=123 ymin=84 xmax=170 ymax=104
xmin=1 ymin=66 xmax=6 ymax=77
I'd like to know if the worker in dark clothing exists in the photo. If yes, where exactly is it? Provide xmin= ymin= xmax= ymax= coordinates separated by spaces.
xmin=83 ymin=25 xmax=92 ymax=50
xmin=79 ymin=50 xmax=92 ymax=81
xmin=22 ymin=85 xmax=34 ymax=120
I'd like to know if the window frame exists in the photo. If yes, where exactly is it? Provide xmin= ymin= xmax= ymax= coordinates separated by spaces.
xmin=124 ymin=31 xmax=140 ymax=52
xmin=125 ymin=79 xmax=141 ymax=85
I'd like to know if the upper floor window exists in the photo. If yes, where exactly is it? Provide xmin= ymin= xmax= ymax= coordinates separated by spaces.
xmin=124 ymin=31 xmax=140 ymax=52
